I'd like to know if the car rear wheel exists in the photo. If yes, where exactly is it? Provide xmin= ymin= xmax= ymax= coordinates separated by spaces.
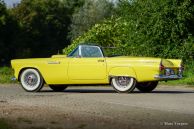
xmin=20 ymin=69 xmax=44 ymax=92
xmin=111 ymin=76 xmax=136 ymax=93
xmin=49 ymin=85 xmax=68 ymax=92
xmin=136 ymin=81 xmax=158 ymax=92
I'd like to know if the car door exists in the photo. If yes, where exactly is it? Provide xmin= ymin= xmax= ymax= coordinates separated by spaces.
xmin=41 ymin=57 xmax=69 ymax=84
xmin=68 ymin=45 xmax=107 ymax=80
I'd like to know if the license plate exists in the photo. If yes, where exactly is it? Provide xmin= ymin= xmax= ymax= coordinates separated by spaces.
xmin=165 ymin=68 xmax=175 ymax=76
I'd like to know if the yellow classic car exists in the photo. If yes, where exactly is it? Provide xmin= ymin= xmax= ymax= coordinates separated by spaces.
xmin=11 ymin=44 xmax=184 ymax=93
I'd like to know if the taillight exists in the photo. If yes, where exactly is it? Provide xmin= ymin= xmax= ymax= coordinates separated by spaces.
xmin=159 ymin=63 xmax=165 ymax=71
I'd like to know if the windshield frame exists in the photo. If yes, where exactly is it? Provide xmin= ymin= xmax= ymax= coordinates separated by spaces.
xmin=67 ymin=45 xmax=104 ymax=58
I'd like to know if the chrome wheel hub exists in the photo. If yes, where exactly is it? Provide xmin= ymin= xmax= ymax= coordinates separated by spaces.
xmin=24 ymin=73 xmax=38 ymax=86
xmin=116 ymin=77 xmax=130 ymax=87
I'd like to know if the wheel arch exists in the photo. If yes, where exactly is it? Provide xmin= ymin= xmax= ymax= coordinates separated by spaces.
xmin=108 ymin=67 xmax=137 ymax=83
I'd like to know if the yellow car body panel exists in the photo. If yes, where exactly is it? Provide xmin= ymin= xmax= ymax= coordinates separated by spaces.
xmin=11 ymin=57 xmax=182 ymax=84
xmin=106 ymin=57 xmax=162 ymax=82
xmin=11 ymin=45 xmax=183 ymax=85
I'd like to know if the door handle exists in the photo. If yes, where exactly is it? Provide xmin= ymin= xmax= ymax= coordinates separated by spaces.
xmin=98 ymin=60 xmax=104 ymax=62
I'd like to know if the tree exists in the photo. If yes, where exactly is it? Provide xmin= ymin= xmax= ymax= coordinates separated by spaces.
xmin=64 ymin=0 xmax=194 ymax=61
xmin=0 ymin=0 xmax=18 ymax=66
xmin=69 ymin=0 xmax=114 ymax=40
xmin=0 ymin=0 xmax=7 ymax=65
xmin=63 ymin=0 xmax=85 ymax=14
xmin=116 ymin=0 xmax=194 ymax=59
xmin=11 ymin=0 xmax=72 ymax=58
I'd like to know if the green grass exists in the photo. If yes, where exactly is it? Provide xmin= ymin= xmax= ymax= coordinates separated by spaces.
xmin=0 ymin=67 xmax=14 ymax=84
xmin=0 ymin=119 xmax=12 ymax=129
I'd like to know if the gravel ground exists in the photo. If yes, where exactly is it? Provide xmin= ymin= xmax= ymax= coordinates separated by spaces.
xmin=0 ymin=84 xmax=194 ymax=129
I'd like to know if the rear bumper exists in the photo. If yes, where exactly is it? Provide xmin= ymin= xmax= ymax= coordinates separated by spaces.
xmin=154 ymin=75 xmax=182 ymax=80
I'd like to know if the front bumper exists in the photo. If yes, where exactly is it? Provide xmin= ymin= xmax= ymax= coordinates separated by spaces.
xmin=154 ymin=75 xmax=182 ymax=80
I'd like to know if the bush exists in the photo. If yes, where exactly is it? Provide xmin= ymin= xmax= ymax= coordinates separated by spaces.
xmin=0 ymin=67 xmax=14 ymax=83
xmin=182 ymin=61 xmax=194 ymax=85
xmin=63 ymin=0 xmax=194 ymax=61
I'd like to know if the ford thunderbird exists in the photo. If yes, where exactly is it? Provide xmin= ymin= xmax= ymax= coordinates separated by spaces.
xmin=11 ymin=44 xmax=184 ymax=93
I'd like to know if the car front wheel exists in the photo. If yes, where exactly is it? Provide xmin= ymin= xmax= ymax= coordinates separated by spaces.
xmin=49 ymin=85 xmax=68 ymax=92
xmin=20 ymin=69 xmax=44 ymax=92
xmin=136 ymin=81 xmax=158 ymax=92
xmin=111 ymin=76 xmax=136 ymax=93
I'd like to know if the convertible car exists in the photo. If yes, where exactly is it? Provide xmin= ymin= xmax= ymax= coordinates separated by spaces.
xmin=11 ymin=44 xmax=184 ymax=93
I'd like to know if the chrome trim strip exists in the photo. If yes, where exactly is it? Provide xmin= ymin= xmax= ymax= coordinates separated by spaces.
xmin=154 ymin=75 xmax=182 ymax=80
xmin=79 ymin=45 xmax=82 ymax=57
xmin=47 ymin=61 xmax=60 ymax=64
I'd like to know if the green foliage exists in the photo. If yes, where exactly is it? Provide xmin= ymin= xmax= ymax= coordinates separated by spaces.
xmin=1 ymin=0 xmax=79 ymax=65
xmin=68 ymin=0 xmax=114 ymax=41
xmin=119 ymin=0 xmax=194 ymax=60
xmin=0 ymin=67 xmax=14 ymax=83
xmin=0 ymin=0 xmax=115 ymax=66
xmin=63 ymin=18 xmax=131 ymax=55
xmin=10 ymin=0 xmax=71 ymax=58
xmin=64 ymin=0 xmax=85 ymax=13
xmin=64 ymin=0 xmax=194 ymax=61
xmin=183 ymin=61 xmax=194 ymax=85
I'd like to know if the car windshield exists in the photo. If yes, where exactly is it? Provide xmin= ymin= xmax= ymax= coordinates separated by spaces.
xmin=81 ymin=46 xmax=103 ymax=57
xmin=68 ymin=45 xmax=103 ymax=58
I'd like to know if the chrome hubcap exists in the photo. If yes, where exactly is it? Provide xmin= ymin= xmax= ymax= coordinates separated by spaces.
xmin=116 ymin=77 xmax=130 ymax=88
xmin=24 ymin=73 xmax=38 ymax=86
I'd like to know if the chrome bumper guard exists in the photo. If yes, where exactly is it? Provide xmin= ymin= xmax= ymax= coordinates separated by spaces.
xmin=154 ymin=75 xmax=182 ymax=80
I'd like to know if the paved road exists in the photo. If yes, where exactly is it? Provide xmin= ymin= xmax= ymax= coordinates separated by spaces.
xmin=0 ymin=84 xmax=194 ymax=129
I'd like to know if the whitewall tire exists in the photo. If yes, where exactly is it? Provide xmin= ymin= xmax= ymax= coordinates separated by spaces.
xmin=111 ymin=76 xmax=136 ymax=93
xmin=20 ymin=69 xmax=44 ymax=92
